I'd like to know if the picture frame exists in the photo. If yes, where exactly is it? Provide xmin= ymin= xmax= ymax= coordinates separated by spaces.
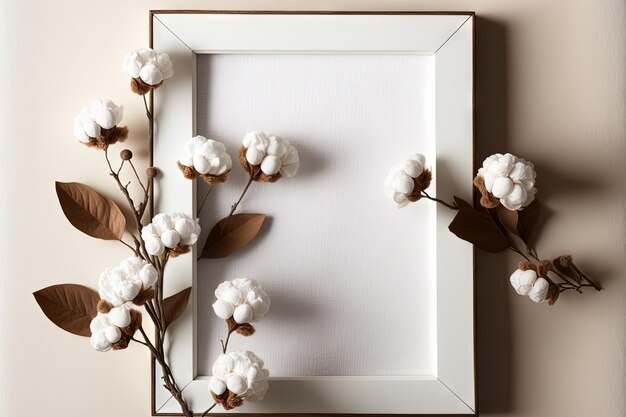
xmin=150 ymin=10 xmax=475 ymax=415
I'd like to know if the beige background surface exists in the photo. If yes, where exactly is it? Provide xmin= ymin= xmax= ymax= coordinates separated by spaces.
xmin=1 ymin=1 xmax=624 ymax=416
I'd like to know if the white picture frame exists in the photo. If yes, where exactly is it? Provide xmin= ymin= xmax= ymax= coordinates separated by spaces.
xmin=151 ymin=10 xmax=475 ymax=415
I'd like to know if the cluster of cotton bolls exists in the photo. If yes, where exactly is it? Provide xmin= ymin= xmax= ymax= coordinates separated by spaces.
xmin=510 ymin=268 xmax=550 ymax=303
xmin=73 ymin=99 xmax=125 ymax=146
xmin=89 ymin=305 xmax=134 ymax=351
xmin=123 ymin=48 xmax=174 ymax=89
xmin=385 ymin=153 xmax=429 ymax=208
xmin=209 ymin=351 xmax=270 ymax=404
xmin=98 ymin=257 xmax=158 ymax=306
xmin=477 ymin=153 xmax=537 ymax=211
xmin=241 ymin=131 xmax=300 ymax=179
xmin=212 ymin=278 xmax=271 ymax=324
xmin=141 ymin=213 xmax=201 ymax=256
xmin=178 ymin=135 xmax=232 ymax=181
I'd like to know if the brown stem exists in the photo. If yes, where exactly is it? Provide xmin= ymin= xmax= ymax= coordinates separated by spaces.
xmin=197 ymin=184 xmax=214 ymax=216
xmin=227 ymin=176 xmax=254 ymax=219
xmin=138 ymin=326 xmax=193 ymax=417
xmin=221 ymin=329 xmax=235 ymax=354
xmin=420 ymin=191 xmax=459 ymax=210
xmin=104 ymin=147 xmax=150 ymax=260
xmin=118 ymin=238 xmax=140 ymax=256
xmin=201 ymin=403 xmax=217 ymax=417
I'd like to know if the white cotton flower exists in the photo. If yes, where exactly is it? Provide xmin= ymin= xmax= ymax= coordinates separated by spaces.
xmin=241 ymin=132 xmax=300 ymax=178
xmin=477 ymin=153 xmax=537 ymax=211
xmin=509 ymin=268 xmax=538 ymax=295
xmin=529 ymin=277 xmax=550 ymax=303
xmin=385 ymin=153 xmax=427 ymax=208
xmin=142 ymin=213 xmax=201 ymax=255
xmin=123 ymin=48 xmax=173 ymax=86
xmin=209 ymin=351 xmax=270 ymax=401
xmin=90 ymin=312 xmax=122 ymax=352
xmin=98 ymin=257 xmax=157 ymax=306
xmin=73 ymin=99 xmax=124 ymax=142
xmin=179 ymin=135 xmax=232 ymax=176
xmin=212 ymin=278 xmax=270 ymax=324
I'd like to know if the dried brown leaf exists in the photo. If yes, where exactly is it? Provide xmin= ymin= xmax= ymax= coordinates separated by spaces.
xmin=163 ymin=287 xmax=192 ymax=328
xmin=55 ymin=181 xmax=126 ymax=240
xmin=547 ymin=284 xmax=560 ymax=305
xmin=517 ymin=199 xmax=541 ymax=244
xmin=448 ymin=207 xmax=510 ymax=253
xmin=33 ymin=284 xmax=100 ymax=337
xmin=496 ymin=205 xmax=519 ymax=236
xmin=453 ymin=196 xmax=473 ymax=209
xmin=201 ymin=213 xmax=266 ymax=259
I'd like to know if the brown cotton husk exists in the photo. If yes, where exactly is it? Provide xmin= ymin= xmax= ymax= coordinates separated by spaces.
xmin=212 ymin=390 xmax=243 ymax=410
xmin=407 ymin=169 xmax=433 ymax=202
xmin=238 ymin=146 xmax=281 ymax=183
xmin=177 ymin=162 xmax=229 ymax=184
xmin=518 ymin=260 xmax=537 ymax=271
xmin=473 ymin=176 xmax=500 ymax=209
xmin=82 ymin=126 xmax=129 ymax=150
xmin=130 ymin=77 xmax=163 ymax=95
xmin=169 ymin=245 xmax=190 ymax=258
xmin=236 ymin=323 xmax=256 ymax=336
xmin=122 ymin=309 xmax=142 ymax=337
xmin=97 ymin=299 xmax=113 ymax=314
xmin=547 ymin=283 xmax=560 ymax=305
xmin=537 ymin=260 xmax=553 ymax=277
xmin=132 ymin=287 xmax=155 ymax=306
xmin=112 ymin=333 xmax=130 ymax=350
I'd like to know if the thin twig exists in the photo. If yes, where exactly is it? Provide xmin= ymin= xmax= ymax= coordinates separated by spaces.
xmin=421 ymin=191 xmax=459 ymax=210
xmin=201 ymin=403 xmax=217 ymax=417
xmin=118 ymin=238 xmax=140 ymax=256
xmin=128 ymin=159 xmax=148 ymax=194
xmin=227 ymin=176 xmax=254 ymax=219
xmin=197 ymin=184 xmax=214 ymax=216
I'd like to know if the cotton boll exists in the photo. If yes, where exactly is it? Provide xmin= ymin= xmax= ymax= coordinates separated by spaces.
xmin=501 ymin=184 xmax=527 ymax=211
xmin=139 ymin=264 xmax=158 ymax=287
xmin=161 ymin=230 xmax=181 ymax=248
xmin=399 ymin=159 xmax=424 ymax=178
xmin=529 ymin=278 xmax=549 ymax=303
xmin=246 ymin=147 xmax=265 ymax=165
xmin=477 ymin=153 xmax=537 ymax=211
xmin=83 ymin=121 xmax=100 ymax=138
xmin=243 ymin=131 xmax=269 ymax=149
xmin=108 ymin=306 xmax=131 ymax=328
xmin=216 ymin=154 xmax=232 ymax=175
xmin=91 ymin=332 xmax=111 ymax=352
xmin=104 ymin=326 xmax=122 ymax=343
xmin=267 ymin=136 xmax=288 ymax=157
xmin=95 ymin=107 xmax=117 ymax=130
xmin=213 ymin=299 xmax=235 ymax=320
xmin=193 ymin=154 xmax=211 ymax=174
xmin=392 ymin=191 xmax=409 ymax=208
xmin=260 ymin=155 xmax=282 ymax=175
xmin=119 ymin=281 xmax=141 ymax=302
xmin=510 ymin=269 xmax=538 ymax=295
xmin=222 ymin=287 xmax=244 ymax=306
xmin=491 ymin=177 xmax=514 ymax=198
xmin=152 ymin=214 xmax=174 ymax=235
xmin=209 ymin=376 xmax=227 ymax=395
xmin=226 ymin=374 xmax=248 ymax=395
xmin=174 ymin=217 xmax=195 ymax=242
xmin=140 ymin=63 xmax=163 ymax=85
xmin=144 ymin=236 xmax=165 ymax=256
xmin=391 ymin=172 xmax=414 ymax=195
xmin=233 ymin=304 xmax=254 ymax=324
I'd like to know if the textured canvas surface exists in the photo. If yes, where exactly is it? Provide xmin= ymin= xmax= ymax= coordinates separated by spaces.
xmin=195 ymin=54 xmax=437 ymax=376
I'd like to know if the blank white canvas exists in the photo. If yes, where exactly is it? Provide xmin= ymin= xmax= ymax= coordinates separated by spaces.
xmin=195 ymin=54 xmax=438 ymax=377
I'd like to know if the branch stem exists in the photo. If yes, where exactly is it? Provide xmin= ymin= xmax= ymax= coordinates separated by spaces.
xmin=421 ymin=191 xmax=459 ymax=210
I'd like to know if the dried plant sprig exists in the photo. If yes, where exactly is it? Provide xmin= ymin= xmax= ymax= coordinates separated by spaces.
xmin=387 ymin=151 xmax=601 ymax=305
